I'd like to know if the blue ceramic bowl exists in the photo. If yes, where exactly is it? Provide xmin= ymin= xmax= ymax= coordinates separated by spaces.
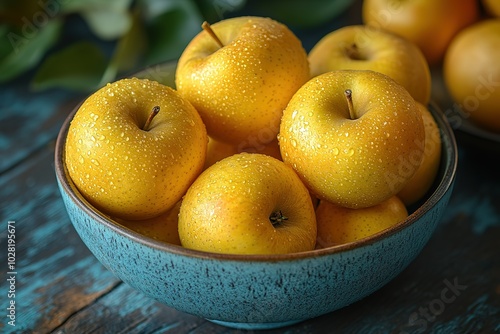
xmin=55 ymin=62 xmax=457 ymax=330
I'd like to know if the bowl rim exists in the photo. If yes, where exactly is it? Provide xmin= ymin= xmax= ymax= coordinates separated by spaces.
xmin=55 ymin=87 xmax=458 ymax=263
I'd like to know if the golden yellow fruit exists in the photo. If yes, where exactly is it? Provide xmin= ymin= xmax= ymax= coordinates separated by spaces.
xmin=179 ymin=153 xmax=317 ymax=255
xmin=65 ymin=78 xmax=207 ymax=220
xmin=483 ymin=0 xmax=500 ymax=17
xmin=398 ymin=103 xmax=442 ymax=206
xmin=443 ymin=19 xmax=500 ymax=132
xmin=115 ymin=201 xmax=182 ymax=245
xmin=204 ymin=137 xmax=281 ymax=169
xmin=279 ymin=70 xmax=425 ymax=209
xmin=308 ymin=25 xmax=431 ymax=104
xmin=362 ymin=0 xmax=479 ymax=65
xmin=204 ymin=137 xmax=237 ymax=170
xmin=316 ymin=196 xmax=408 ymax=247
xmin=176 ymin=16 xmax=310 ymax=147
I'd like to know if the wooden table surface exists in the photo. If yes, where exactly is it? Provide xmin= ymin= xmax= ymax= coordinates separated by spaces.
xmin=1 ymin=2 xmax=499 ymax=333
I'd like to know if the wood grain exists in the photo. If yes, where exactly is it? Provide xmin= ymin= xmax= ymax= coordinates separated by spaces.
xmin=1 ymin=0 xmax=499 ymax=331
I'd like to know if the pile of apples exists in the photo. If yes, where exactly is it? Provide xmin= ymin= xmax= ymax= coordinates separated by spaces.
xmin=65 ymin=10 xmax=455 ymax=255
xmin=363 ymin=0 xmax=500 ymax=132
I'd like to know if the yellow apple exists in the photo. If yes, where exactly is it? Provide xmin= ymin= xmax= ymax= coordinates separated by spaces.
xmin=483 ymin=0 xmax=500 ymax=17
xmin=362 ymin=0 xmax=479 ymax=65
xmin=308 ymin=25 xmax=431 ymax=105
xmin=178 ymin=153 xmax=317 ymax=255
xmin=175 ymin=16 xmax=310 ymax=147
xmin=238 ymin=139 xmax=282 ymax=161
xmin=279 ymin=70 xmax=425 ymax=209
xmin=443 ymin=19 xmax=500 ymax=132
xmin=398 ymin=103 xmax=442 ymax=206
xmin=204 ymin=137 xmax=237 ymax=170
xmin=65 ymin=78 xmax=207 ymax=220
xmin=316 ymin=196 xmax=408 ymax=247
xmin=204 ymin=136 xmax=281 ymax=169
xmin=114 ymin=201 xmax=182 ymax=245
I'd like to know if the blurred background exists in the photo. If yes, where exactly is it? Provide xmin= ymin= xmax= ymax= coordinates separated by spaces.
xmin=0 ymin=0 xmax=358 ymax=93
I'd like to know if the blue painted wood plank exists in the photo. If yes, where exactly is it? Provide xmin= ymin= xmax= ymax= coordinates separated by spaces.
xmin=0 ymin=81 xmax=83 ymax=174
xmin=0 ymin=147 xmax=120 ymax=333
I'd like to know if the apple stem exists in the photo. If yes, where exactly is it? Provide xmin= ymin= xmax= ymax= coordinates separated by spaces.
xmin=202 ymin=21 xmax=224 ymax=48
xmin=269 ymin=210 xmax=288 ymax=227
xmin=143 ymin=106 xmax=160 ymax=131
xmin=344 ymin=89 xmax=356 ymax=120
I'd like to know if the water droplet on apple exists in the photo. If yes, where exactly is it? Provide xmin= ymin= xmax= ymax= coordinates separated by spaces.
xmin=91 ymin=159 xmax=100 ymax=166
xmin=85 ymin=174 xmax=89 ymax=179
xmin=332 ymin=148 xmax=339 ymax=156
xmin=291 ymin=139 xmax=297 ymax=148
xmin=346 ymin=148 xmax=354 ymax=157
xmin=291 ymin=110 xmax=298 ymax=119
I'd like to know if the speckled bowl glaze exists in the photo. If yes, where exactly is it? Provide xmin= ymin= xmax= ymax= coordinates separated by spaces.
xmin=55 ymin=62 xmax=457 ymax=330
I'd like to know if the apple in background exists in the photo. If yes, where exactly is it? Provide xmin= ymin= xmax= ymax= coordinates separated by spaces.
xmin=65 ymin=78 xmax=207 ymax=220
xmin=398 ymin=102 xmax=442 ymax=206
xmin=316 ymin=196 xmax=408 ymax=247
xmin=204 ymin=136 xmax=281 ymax=169
xmin=443 ymin=19 xmax=500 ymax=132
xmin=279 ymin=70 xmax=425 ymax=209
xmin=204 ymin=137 xmax=237 ymax=170
xmin=178 ymin=153 xmax=317 ymax=255
xmin=175 ymin=16 xmax=310 ymax=147
xmin=115 ymin=201 xmax=182 ymax=245
xmin=483 ymin=0 xmax=500 ymax=17
xmin=308 ymin=25 xmax=431 ymax=105
xmin=362 ymin=0 xmax=479 ymax=65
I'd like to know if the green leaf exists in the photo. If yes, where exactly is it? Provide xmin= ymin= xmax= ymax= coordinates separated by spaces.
xmin=140 ymin=0 xmax=203 ymax=65
xmin=32 ymin=41 xmax=107 ymax=91
xmin=81 ymin=9 xmax=132 ymax=40
xmin=0 ymin=19 xmax=62 ymax=83
xmin=60 ymin=0 xmax=131 ymax=13
xmin=0 ymin=25 xmax=12 ymax=59
xmin=61 ymin=0 xmax=134 ymax=40
xmin=100 ymin=11 xmax=147 ymax=85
